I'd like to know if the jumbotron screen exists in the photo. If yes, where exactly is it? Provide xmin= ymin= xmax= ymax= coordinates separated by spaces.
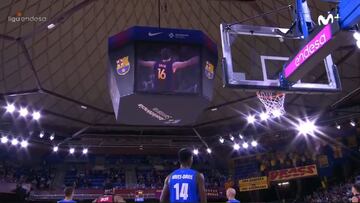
xmin=136 ymin=42 xmax=201 ymax=94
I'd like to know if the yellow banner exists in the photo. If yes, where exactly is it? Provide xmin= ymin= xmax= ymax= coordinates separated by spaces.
xmin=239 ymin=176 xmax=268 ymax=192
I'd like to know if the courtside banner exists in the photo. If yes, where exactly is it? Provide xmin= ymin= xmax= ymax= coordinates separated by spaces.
xmin=268 ymin=164 xmax=318 ymax=182
xmin=239 ymin=176 xmax=268 ymax=192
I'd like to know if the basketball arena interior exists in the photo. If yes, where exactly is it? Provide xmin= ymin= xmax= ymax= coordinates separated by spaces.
xmin=0 ymin=0 xmax=359 ymax=202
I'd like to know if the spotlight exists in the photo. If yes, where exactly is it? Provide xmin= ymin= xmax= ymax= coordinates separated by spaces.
xmin=82 ymin=148 xmax=88 ymax=154
xmin=229 ymin=134 xmax=234 ymax=141
xmin=47 ymin=23 xmax=56 ymax=29
xmin=278 ymin=181 xmax=290 ymax=186
xmin=193 ymin=149 xmax=199 ymax=155
xmin=49 ymin=134 xmax=55 ymax=141
xmin=354 ymin=32 xmax=360 ymax=40
xmin=211 ymin=108 xmax=218 ymax=112
xmin=247 ymin=115 xmax=256 ymax=124
xmin=251 ymin=140 xmax=258 ymax=147
xmin=19 ymin=107 xmax=28 ymax=117
xmin=233 ymin=143 xmax=240 ymax=150
xmin=39 ymin=131 xmax=44 ymax=138
xmin=11 ymin=138 xmax=19 ymax=146
xmin=355 ymin=32 xmax=360 ymax=49
xmin=53 ymin=146 xmax=59 ymax=152
xmin=69 ymin=148 xmax=75 ymax=154
xmin=20 ymin=140 xmax=28 ymax=148
xmin=5 ymin=103 xmax=15 ymax=113
xmin=1 ymin=136 xmax=8 ymax=144
xmin=350 ymin=120 xmax=356 ymax=127
xmin=206 ymin=148 xmax=212 ymax=154
xmin=336 ymin=124 xmax=341 ymax=130
xmin=239 ymin=134 xmax=243 ymax=139
xmin=242 ymin=142 xmax=249 ymax=149
xmin=272 ymin=109 xmax=282 ymax=118
xmin=32 ymin=111 xmax=41 ymax=120
xmin=296 ymin=119 xmax=317 ymax=135
xmin=260 ymin=112 xmax=269 ymax=121
xmin=219 ymin=137 xmax=224 ymax=144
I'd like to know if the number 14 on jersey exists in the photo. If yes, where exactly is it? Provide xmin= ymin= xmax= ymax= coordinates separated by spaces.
xmin=173 ymin=183 xmax=189 ymax=200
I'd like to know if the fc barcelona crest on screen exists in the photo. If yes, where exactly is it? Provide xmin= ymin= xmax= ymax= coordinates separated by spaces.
xmin=205 ymin=61 xmax=214 ymax=79
xmin=116 ymin=56 xmax=130 ymax=75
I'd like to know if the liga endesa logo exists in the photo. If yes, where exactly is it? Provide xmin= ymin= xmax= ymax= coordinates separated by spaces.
xmin=284 ymin=24 xmax=332 ymax=78
xmin=8 ymin=11 xmax=47 ymax=23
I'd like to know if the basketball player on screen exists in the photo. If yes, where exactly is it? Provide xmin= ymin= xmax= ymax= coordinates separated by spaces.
xmin=160 ymin=148 xmax=207 ymax=203
xmin=138 ymin=48 xmax=199 ymax=92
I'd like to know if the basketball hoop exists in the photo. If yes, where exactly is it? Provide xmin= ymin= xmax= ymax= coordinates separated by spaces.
xmin=256 ymin=91 xmax=286 ymax=117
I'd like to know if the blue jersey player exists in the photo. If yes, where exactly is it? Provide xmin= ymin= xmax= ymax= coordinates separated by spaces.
xmin=138 ymin=48 xmax=199 ymax=92
xmin=160 ymin=148 xmax=207 ymax=203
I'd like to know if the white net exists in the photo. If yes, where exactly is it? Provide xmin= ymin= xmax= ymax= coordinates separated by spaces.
xmin=256 ymin=91 xmax=286 ymax=117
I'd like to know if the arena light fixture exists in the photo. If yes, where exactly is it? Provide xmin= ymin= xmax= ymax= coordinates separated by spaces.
xmin=247 ymin=115 xmax=256 ymax=124
xmin=49 ymin=134 xmax=55 ymax=141
xmin=11 ymin=138 xmax=19 ymax=146
xmin=5 ymin=103 xmax=15 ymax=113
xmin=193 ymin=149 xmax=199 ymax=155
xmin=53 ymin=146 xmax=59 ymax=152
xmin=219 ymin=137 xmax=224 ymax=144
xmin=272 ymin=109 xmax=282 ymax=118
xmin=206 ymin=148 xmax=212 ymax=154
xmin=278 ymin=181 xmax=290 ymax=186
xmin=69 ymin=148 xmax=75 ymax=154
xmin=260 ymin=112 xmax=270 ymax=121
xmin=82 ymin=148 xmax=88 ymax=154
xmin=336 ymin=123 xmax=341 ymax=130
xmin=1 ymin=136 xmax=8 ymax=144
xmin=229 ymin=134 xmax=234 ymax=141
xmin=238 ymin=134 xmax=243 ymax=139
xmin=251 ymin=140 xmax=258 ymax=147
xmin=242 ymin=142 xmax=249 ymax=149
xmin=350 ymin=120 xmax=356 ymax=127
xmin=296 ymin=119 xmax=317 ymax=136
xmin=20 ymin=140 xmax=28 ymax=148
xmin=233 ymin=143 xmax=240 ymax=150
xmin=211 ymin=108 xmax=218 ymax=112
xmin=354 ymin=32 xmax=360 ymax=40
xmin=39 ymin=131 xmax=45 ymax=138
xmin=32 ymin=111 xmax=41 ymax=120
xmin=354 ymin=32 xmax=360 ymax=49
xmin=47 ymin=23 xmax=56 ymax=29
xmin=19 ymin=107 xmax=28 ymax=117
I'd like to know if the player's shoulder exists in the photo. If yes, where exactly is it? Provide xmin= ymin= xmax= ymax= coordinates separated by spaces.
xmin=194 ymin=171 xmax=204 ymax=180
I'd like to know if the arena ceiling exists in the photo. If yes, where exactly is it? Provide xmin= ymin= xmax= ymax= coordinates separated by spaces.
xmin=0 ymin=0 xmax=359 ymax=151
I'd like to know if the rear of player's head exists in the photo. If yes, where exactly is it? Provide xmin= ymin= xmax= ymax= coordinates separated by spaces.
xmin=178 ymin=148 xmax=193 ymax=167
xmin=226 ymin=188 xmax=236 ymax=200
xmin=160 ymin=48 xmax=172 ymax=60
xmin=64 ymin=187 xmax=74 ymax=199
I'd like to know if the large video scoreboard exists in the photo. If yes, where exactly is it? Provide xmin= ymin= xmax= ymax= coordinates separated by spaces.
xmin=108 ymin=26 xmax=218 ymax=126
